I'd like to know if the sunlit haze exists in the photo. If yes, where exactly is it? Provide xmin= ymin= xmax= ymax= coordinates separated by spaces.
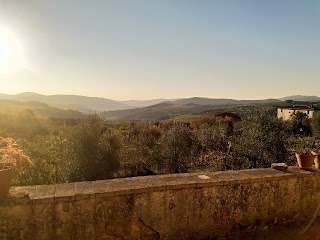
xmin=0 ymin=0 xmax=319 ymax=100
xmin=0 ymin=25 xmax=25 ymax=76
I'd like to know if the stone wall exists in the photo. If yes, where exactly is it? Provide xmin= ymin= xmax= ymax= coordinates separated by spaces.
xmin=1 ymin=167 xmax=320 ymax=239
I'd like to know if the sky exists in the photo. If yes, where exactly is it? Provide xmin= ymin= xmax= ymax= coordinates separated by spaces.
xmin=0 ymin=0 xmax=319 ymax=100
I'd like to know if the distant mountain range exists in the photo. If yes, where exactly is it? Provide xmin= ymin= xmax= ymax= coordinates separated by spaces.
xmin=279 ymin=95 xmax=320 ymax=101
xmin=0 ymin=93 xmax=318 ymax=116
xmin=169 ymin=97 xmax=281 ymax=105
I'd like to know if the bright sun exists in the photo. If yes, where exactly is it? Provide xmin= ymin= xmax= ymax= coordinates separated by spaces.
xmin=0 ymin=26 xmax=25 ymax=76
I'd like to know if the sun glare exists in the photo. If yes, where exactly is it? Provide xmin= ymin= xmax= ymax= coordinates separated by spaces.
xmin=0 ymin=26 xmax=25 ymax=76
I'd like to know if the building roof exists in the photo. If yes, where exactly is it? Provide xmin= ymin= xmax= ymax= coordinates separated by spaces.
xmin=278 ymin=105 xmax=314 ymax=111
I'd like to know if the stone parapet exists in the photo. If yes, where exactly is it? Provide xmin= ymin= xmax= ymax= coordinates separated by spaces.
xmin=1 ymin=167 xmax=320 ymax=239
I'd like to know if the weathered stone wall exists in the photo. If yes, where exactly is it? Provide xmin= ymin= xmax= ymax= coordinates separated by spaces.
xmin=1 ymin=167 xmax=320 ymax=240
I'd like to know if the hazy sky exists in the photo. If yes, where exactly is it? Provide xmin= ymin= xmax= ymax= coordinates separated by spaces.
xmin=0 ymin=0 xmax=319 ymax=100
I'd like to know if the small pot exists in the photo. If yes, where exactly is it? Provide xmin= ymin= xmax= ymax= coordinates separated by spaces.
xmin=311 ymin=150 xmax=320 ymax=169
xmin=295 ymin=152 xmax=315 ymax=171
xmin=0 ymin=168 xmax=13 ymax=198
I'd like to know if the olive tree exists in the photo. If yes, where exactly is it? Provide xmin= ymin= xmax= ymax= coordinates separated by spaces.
xmin=311 ymin=114 xmax=320 ymax=139
xmin=290 ymin=112 xmax=312 ymax=136
xmin=66 ymin=114 xmax=120 ymax=181
xmin=159 ymin=122 xmax=199 ymax=173
xmin=119 ymin=123 xmax=161 ymax=176
xmin=229 ymin=110 xmax=289 ymax=169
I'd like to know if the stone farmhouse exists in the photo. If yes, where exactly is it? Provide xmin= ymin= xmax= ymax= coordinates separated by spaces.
xmin=277 ymin=105 xmax=314 ymax=121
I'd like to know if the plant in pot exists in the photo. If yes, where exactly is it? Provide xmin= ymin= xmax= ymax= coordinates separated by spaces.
xmin=0 ymin=137 xmax=33 ymax=198
xmin=311 ymin=149 xmax=320 ymax=169
xmin=295 ymin=151 xmax=315 ymax=171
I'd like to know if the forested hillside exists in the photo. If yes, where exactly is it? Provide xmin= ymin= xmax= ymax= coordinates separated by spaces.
xmin=0 ymin=92 xmax=131 ymax=113
xmin=1 ymin=104 xmax=319 ymax=187
xmin=0 ymin=99 xmax=86 ymax=119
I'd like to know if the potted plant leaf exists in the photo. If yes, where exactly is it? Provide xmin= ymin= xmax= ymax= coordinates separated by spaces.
xmin=0 ymin=137 xmax=33 ymax=198
xmin=295 ymin=152 xmax=315 ymax=171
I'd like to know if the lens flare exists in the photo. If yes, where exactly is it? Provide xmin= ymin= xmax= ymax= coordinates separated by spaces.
xmin=0 ymin=25 xmax=25 ymax=76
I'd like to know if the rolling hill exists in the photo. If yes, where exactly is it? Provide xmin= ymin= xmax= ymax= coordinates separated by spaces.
xmin=279 ymin=95 xmax=320 ymax=101
xmin=100 ymin=102 xmax=217 ymax=121
xmin=170 ymin=97 xmax=281 ymax=105
xmin=99 ymin=101 xmax=265 ymax=121
xmin=0 ymin=92 xmax=132 ymax=113
xmin=100 ymin=97 xmax=293 ymax=121
xmin=120 ymin=98 xmax=176 ymax=108
xmin=1 ymin=92 xmax=318 ymax=120
xmin=0 ymin=99 xmax=86 ymax=119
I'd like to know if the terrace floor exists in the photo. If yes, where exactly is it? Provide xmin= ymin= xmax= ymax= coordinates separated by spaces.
xmin=239 ymin=219 xmax=320 ymax=240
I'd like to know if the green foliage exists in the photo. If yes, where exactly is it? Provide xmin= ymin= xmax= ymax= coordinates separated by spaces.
xmin=118 ymin=123 xmax=161 ymax=176
xmin=311 ymin=114 xmax=320 ymax=139
xmin=285 ymin=136 xmax=320 ymax=166
xmin=195 ymin=122 xmax=229 ymax=153
xmin=290 ymin=112 xmax=312 ymax=136
xmin=228 ymin=110 xmax=289 ymax=169
xmin=14 ymin=135 xmax=67 ymax=185
xmin=66 ymin=114 xmax=120 ymax=181
xmin=6 ymin=108 xmax=320 ymax=186
xmin=0 ymin=111 xmax=48 ymax=139
xmin=159 ymin=122 xmax=199 ymax=173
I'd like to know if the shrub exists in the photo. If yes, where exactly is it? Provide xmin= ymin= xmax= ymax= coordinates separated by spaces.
xmin=66 ymin=114 xmax=120 ymax=181
xmin=290 ymin=112 xmax=312 ymax=136
xmin=229 ymin=110 xmax=289 ymax=169
xmin=311 ymin=114 xmax=320 ymax=139
xmin=159 ymin=122 xmax=199 ymax=173
xmin=0 ymin=137 xmax=33 ymax=175
xmin=119 ymin=123 xmax=161 ymax=176
xmin=196 ymin=122 xmax=229 ymax=153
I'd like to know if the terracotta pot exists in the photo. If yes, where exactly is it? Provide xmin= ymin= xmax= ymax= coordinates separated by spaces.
xmin=295 ymin=152 xmax=315 ymax=171
xmin=311 ymin=150 xmax=320 ymax=156
xmin=0 ymin=168 xmax=13 ymax=198
xmin=311 ymin=150 xmax=320 ymax=169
